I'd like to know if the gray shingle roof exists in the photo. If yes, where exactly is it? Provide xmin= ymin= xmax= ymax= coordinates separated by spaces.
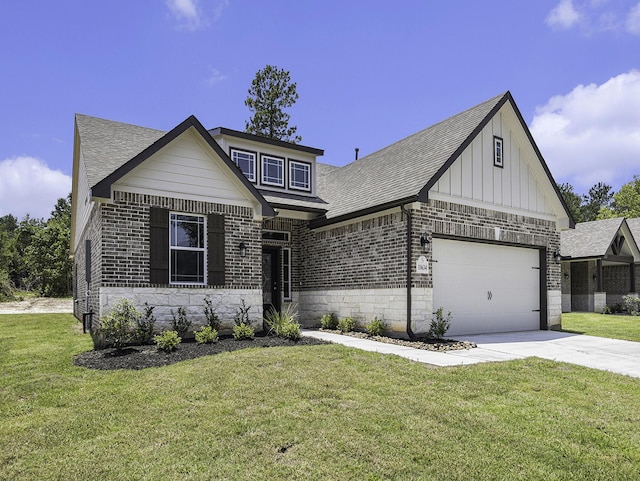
xmin=560 ymin=217 xmax=625 ymax=258
xmin=316 ymin=92 xmax=507 ymax=220
xmin=75 ymin=114 xmax=165 ymax=188
xmin=627 ymin=218 xmax=640 ymax=246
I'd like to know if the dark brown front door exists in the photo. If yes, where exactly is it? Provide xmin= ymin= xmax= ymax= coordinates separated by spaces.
xmin=262 ymin=247 xmax=280 ymax=315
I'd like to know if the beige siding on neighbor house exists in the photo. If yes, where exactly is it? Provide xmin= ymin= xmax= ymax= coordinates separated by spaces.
xmin=113 ymin=129 xmax=255 ymax=209
xmin=431 ymin=107 xmax=555 ymax=219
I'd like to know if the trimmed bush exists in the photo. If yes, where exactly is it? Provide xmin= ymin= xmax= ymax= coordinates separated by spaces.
xmin=337 ymin=317 xmax=355 ymax=333
xmin=427 ymin=307 xmax=452 ymax=339
xmin=203 ymin=296 xmax=221 ymax=330
xmin=98 ymin=298 xmax=140 ymax=350
xmin=366 ymin=317 xmax=385 ymax=336
xmin=132 ymin=302 xmax=156 ymax=345
xmin=279 ymin=321 xmax=301 ymax=340
xmin=623 ymin=295 xmax=640 ymax=316
xmin=233 ymin=322 xmax=255 ymax=340
xmin=195 ymin=325 xmax=219 ymax=344
xmin=154 ymin=330 xmax=181 ymax=352
xmin=265 ymin=304 xmax=298 ymax=337
xmin=320 ymin=313 xmax=338 ymax=330
xmin=171 ymin=307 xmax=192 ymax=337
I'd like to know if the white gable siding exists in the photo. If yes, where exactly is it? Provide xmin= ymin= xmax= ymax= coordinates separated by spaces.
xmin=431 ymin=106 xmax=555 ymax=218
xmin=73 ymin=148 xmax=94 ymax=251
xmin=113 ymin=130 xmax=254 ymax=208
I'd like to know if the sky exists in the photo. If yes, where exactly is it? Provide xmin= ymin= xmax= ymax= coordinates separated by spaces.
xmin=0 ymin=0 xmax=639 ymax=219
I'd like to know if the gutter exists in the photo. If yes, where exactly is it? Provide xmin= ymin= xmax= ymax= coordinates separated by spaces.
xmin=400 ymin=204 xmax=416 ymax=340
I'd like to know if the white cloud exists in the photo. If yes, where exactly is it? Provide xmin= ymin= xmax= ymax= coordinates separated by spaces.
xmin=546 ymin=0 xmax=582 ymax=30
xmin=166 ymin=0 xmax=229 ymax=31
xmin=626 ymin=3 xmax=640 ymax=35
xmin=531 ymin=70 xmax=640 ymax=192
xmin=206 ymin=67 xmax=228 ymax=85
xmin=0 ymin=156 xmax=71 ymax=220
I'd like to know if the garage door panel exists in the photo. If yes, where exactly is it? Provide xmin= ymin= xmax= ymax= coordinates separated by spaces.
xmin=432 ymin=239 xmax=540 ymax=336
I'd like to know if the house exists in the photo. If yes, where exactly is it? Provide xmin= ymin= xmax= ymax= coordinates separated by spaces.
xmin=71 ymin=91 xmax=573 ymax=337
xmin=561 ymin=217 xmax=640 ymax=312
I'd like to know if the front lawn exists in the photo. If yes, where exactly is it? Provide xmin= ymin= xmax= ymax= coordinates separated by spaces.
xmin=562 ymin=312 xmax=640 ymax=342
xmin=2 ymin=314 xmax=640 ymax=480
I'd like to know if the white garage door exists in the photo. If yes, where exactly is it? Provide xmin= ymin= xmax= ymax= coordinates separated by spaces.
xmin=432 ymin=238 xmax=541 ymax=336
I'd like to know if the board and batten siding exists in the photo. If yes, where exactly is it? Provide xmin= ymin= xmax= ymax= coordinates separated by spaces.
xmin=431 ymin=109 xmax=553 ymax=217
xmin=73 ymin=148 xmax=94 ymax=251
xmin=112 ymin=130 xmax=255 ymax=208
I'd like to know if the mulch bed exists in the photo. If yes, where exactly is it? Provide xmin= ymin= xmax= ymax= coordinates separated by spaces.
xmin=320 ymin=329 xmax=477 ymax=351
xmin=74 ymin=335 xmax=329 ymax=371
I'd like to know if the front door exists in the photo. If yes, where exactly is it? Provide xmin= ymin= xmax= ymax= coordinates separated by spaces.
xmin=262 ymin=247 xmax=280 ymax=316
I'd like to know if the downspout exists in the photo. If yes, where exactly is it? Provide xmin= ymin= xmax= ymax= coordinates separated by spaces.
xmin=400 ymin=204 xmax=416 ymax=340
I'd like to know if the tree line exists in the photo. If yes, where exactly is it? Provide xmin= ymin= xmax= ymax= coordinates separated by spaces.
xmin=0 ymin=194 xmax=72 ymax=300
xmin=558 ymin=175 xmax=640 ymax=223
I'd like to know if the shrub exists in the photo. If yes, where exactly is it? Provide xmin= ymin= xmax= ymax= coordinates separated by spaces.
xmin=0 ymin=270 xmax=15 ymax=302
xmin=154 ymin=330 xmax=181 ymax=352
xmin=99 ymin=298 xmax=140 ymax=350
xmin=195 ymin=325 xmax=219 ymax=344
xmin=623 ymin=295 xmax=640 ymax=316
xmin=234 ymin=298 xmax=252 ymax=326
xmin=320 ymin=313 xmax=338 ymax=330
xmin=337 ymin=317 xmax=355 ymax=333
xmin=428 ymin=307 xmax=452 ymax=339
xmin=279 ymin=321 xmax=301 ymax=340
xmin=132 ymin=302 xmax=156 ymax=344
xmin=603 ymin=305 xmax=612 ymax=315
xmin=203 ymin=296 xmax=221 ymax=330
xmin=366 ymin=317 xmax=385 ymax=336
xmin=265 ymin=304 xmax=298 ymax=337
xmin=233 ymin=322 xmax=255 ymax=340
xmin=171 ymin=307 xmax=192 ymax=337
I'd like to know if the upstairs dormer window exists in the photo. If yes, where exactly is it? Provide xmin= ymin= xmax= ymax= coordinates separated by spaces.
xmin=262 ymin=154 xmax=285 ymax=187
xmin=493 ymin=136 xmax=504 ymax=168
xmin=289 ymin=160 xmax=311 ymax=191
xmin=231 ymin=148 xmax=256 ymax=182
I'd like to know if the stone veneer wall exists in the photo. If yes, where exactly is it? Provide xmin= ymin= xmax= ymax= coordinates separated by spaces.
xmin=74 ymin=191 xmax=262 ymax=323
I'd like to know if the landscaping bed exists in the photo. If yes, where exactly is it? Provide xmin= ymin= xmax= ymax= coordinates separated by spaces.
xmin=74 ymin=335 xmax=329 ymax=370
xmin=319 ymin=329 xmax=477 ymax=351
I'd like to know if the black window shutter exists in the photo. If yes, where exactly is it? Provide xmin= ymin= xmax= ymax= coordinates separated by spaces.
xmin=150 ymin=207 xmax=169 ymax=284
xmin=85 ymin=239 xmax=92 ymax=283
xmin=207 ymin=213 xmax=225 ymax=286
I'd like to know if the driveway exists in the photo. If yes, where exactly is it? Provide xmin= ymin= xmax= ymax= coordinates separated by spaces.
xmin=454 ymin=331 xmax=640 ymax=379
xmin=305 ymin=330 xmax=640 ymax=379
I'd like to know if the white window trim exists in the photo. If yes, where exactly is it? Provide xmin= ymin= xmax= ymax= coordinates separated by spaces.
xmin=282 ymin=247 xmax=292 ymax=301
xmin=493 ymin=136 xmax=504 ymax=168
xmin=288 ymin=160 xmax=311 ymax=192
xmin=169 ymin=212 xmax=207 ymax=286
xmin=261 ymin=155 xmax=285 ymax=187
xmin=231 ymin=148 xmax=256 ymax=183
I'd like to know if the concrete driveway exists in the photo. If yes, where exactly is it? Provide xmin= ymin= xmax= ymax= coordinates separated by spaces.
xmin=454 ymin=330 xmax=640 ymax=379
xmin=305 ymin=330 xmax=640 ymax=379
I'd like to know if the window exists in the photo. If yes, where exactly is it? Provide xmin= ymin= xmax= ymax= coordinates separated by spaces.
xmin=261 ymin=155 xmax=285 ymax=187
xmin=494 ymin=136 xmax=504 ymax=168
xmin=170 ymin=213 xmax=205 ymax=284
xmin=289 ymin=160 xmax=311 ymax=191
xmin=231 ymin=149 xmax=256 ymax=182
xmin=262 ymin=230 xmax=290 ymax=242
xmin=282 ymin=247 xmax=291 ymax=301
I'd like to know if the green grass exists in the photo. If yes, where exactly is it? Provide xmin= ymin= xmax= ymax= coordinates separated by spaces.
xmin=2 ymin=314 xmax=640 ymax=480
xmin=562 ymin=312 xmax=640 ymax=342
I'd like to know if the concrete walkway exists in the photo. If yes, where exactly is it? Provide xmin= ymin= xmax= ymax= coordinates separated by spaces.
xmin=303 ymin=330 xmax=640 ymax=379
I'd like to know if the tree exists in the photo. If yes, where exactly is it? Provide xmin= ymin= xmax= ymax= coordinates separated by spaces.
xmin=244 ymin=65 xmax=301 ymax=143
xmin=582 ymin=182 xmax=613 ymax=221
xmin=557 ymin=183 xmax=584 ymax=223
xmin=598 ymin=176 xmax=640 ymax=219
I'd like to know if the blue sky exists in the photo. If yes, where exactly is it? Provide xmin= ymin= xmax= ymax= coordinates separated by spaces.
xmin=1 ymin=0 xmax=639 ymax=219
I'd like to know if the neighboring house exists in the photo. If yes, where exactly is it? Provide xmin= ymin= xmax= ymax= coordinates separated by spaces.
xmin=71 ymin=91 xmax=573 ymax=337
xmin=561 ymin=218 xmax=640 ymax=312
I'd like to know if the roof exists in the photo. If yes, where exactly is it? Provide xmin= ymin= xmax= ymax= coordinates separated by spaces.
xmin=209 ymin=127 xmax=324 ymax=156
xmin=259 ymin=190 xmax=328 ymax=214
xmin=627 ymin=218 xmax=640 ymax=246
xmin=76 ymin=114 xmax=275 ymax=216
xmin=313 ymin=91 xmax=571 ymax=226
xmin=560 ymin=217 xmax=626 ymax=258
xmin=75 ymin=114 xmax=165 ymax=188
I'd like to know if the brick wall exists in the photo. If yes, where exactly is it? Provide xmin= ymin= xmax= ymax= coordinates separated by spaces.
xmin=73 ymin=204 xmax=102 ymax=319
